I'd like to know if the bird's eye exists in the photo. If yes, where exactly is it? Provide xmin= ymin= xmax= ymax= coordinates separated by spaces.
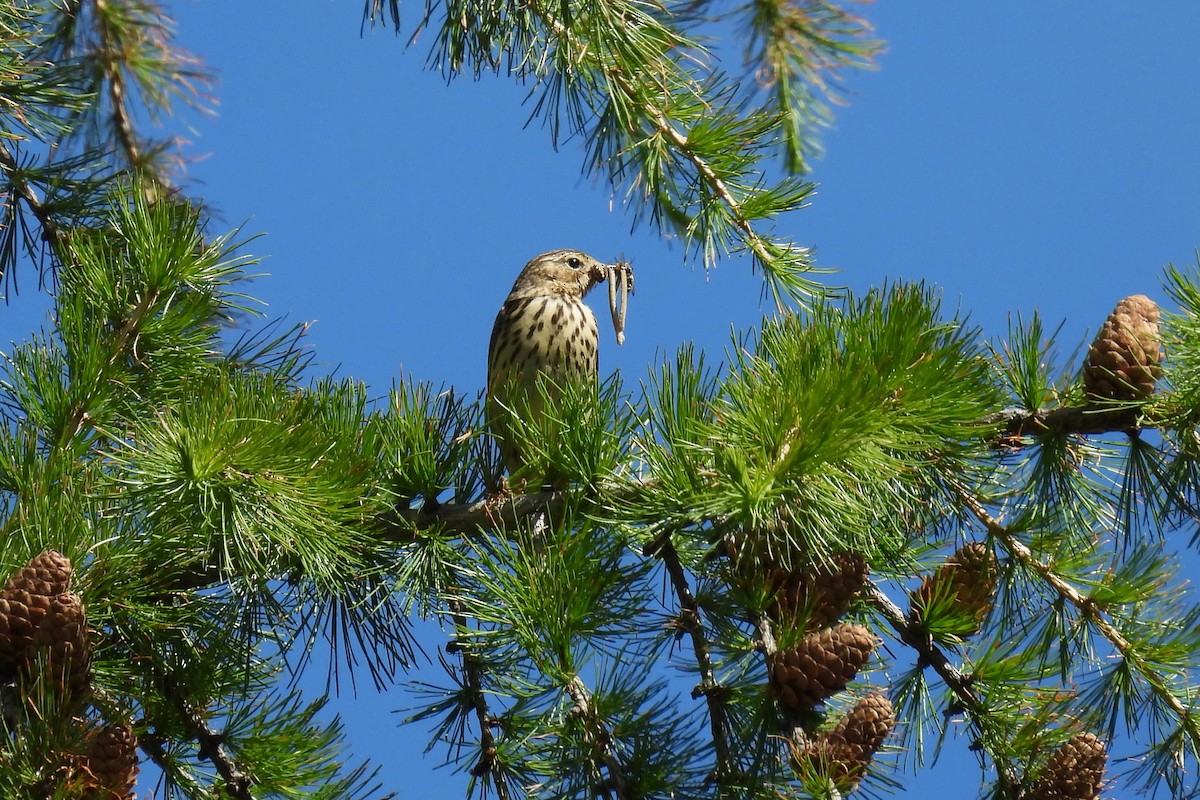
xmin=567 ymin=257 xmax=582 ymax=269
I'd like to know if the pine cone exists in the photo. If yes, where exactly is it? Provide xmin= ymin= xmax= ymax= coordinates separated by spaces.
xmin=26 ymin=592 xmax=91 ymax=703
xmin=911 ymin=542 xmax=997 ymax=637
xmin=1026 ymin=732 xmax=1107 ymax=800
xmin=796 ymin=691 xmax=895 ymax=792
xmin=83 ymin=721 xmax=139 ymax=800
xmin=1083 ymin=294 xmax=1163 ymax=402
xmin=3 ymin=550 xmax=73 ymax=597
xmin=769 ymin=623 xmax=876 ymax=711
xmin=769 ymin=551 xmax=869 ymax=629
xmin=0 ymin=551 xmax=73 ymax=672
xmin=0 ymin=589 xmax=55 ymax=673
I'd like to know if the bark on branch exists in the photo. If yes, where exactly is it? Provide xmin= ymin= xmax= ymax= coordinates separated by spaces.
xmin=650 ymin=534 xmax=736 ymax=783
xmin=867 ymin=581 xmax=1022 ymax=794
xmin=984 ymin=404 xmax=1144 ymax=447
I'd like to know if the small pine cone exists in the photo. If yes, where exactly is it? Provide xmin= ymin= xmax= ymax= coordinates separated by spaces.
xmin=824 ymin=691 xmax=895 ymax=768
xmin=911 ymin=542 xmax=997 ymax=636
xmin=1026 ymin=732 xmax=1107 ymax=800
xmin=796 ymin=691 xmax=895 ymax=792
xmin=0 ymin=589 xmax=55 ymax=672
xmin=1083 ymin=294 xmax=1163 ymax=402
xmin=26 ymin=592 xmax=91 ymax=702
xmin=84 ymin=721 xmax=139 ymax=800
xmin=768 ymin=623 xmax=876 ymax=711
xmin=771 ymin=551 xmax=869 ymax=629
xmin=3 ymin=550 xmax=73 ymax=597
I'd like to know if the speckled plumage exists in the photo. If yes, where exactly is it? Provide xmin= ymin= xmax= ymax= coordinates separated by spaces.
xmin=487 ymin=249 xmax=608 ymax=478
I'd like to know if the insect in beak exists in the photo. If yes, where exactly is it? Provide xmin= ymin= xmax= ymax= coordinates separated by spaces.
xmin=605 ymin=261 xmax=634 ymax=345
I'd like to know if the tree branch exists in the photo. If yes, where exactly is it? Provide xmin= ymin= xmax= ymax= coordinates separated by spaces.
xmin=381 ymin=489 xmax=567 ymax=539
xmin=446 ymin=592 xmax=510 ymax=800
xmin=379 ymin=400 xmax=1161 ymax=544
xmin=611 ymin=66 xmax=798 ymax=279
xmin=521 ymin=1 xmax=815 ymax=308
xmin=168 ymin=694 xmax=254 ymax=800
xmin=649 ymin=534 xmax=735 ymax=783
xmin=96 ymin=0 xmax=143 ymax=169
xmin=867 ymin=580 xmax=1022 ymax=794
xmin=91 ymin=0 xmax=179 ymax=199
xmin=866 ymin=583 xmax=974 ymax=705
xmin=956 ymin=488 xmax=1200 ymax=753
xmin=0 ymin=140 xmax=64 ymax=250
xmin=984 ymin=404 xmax=1142 ymax=448
xmin=564 ymin=674 xmax=630 ymax=800
xmin=135 ymin=728 xmax=181 ymax=790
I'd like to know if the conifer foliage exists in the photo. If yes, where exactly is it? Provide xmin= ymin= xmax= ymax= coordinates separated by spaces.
xmin=0 ymin=2 xmax=1198 ymax=799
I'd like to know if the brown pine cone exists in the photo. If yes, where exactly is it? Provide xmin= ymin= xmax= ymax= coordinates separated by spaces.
xmin=83 ymin=721 xmax=139 ymax=800
xmin=795 ymin=691 xmax=895 ymax=792
xmin=911 ymin=541 xmax=997 ymax=637
xmin=769 ymin=623 xmax=876 ymax=711
xmin=769 ymin=551 xmax=869 ymax=629
xmin=1083 ymin=294 xmax=1163 ymax=402
xmin=1026 ymin=732 xmax=1107 ymax=800
xmin=0 ymin=589 xmax=55 ymax=673
xmin=0 ymin=551 xmax=73 ymax=673
xmin=26 ymin=592 xmax=91 ymax=703
xmin=3 ymin=550 xmax=73 ymax=597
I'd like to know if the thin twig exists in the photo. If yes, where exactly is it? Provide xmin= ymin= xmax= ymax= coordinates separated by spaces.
xmin=867 ymin=583 xmax=977 ymax=706
xmin=92 ymin=0 xmax=173 ymax=199
xmin=956 ymin=487 xmax=1200 ymax=753
xmin=168 ymin=693 xmax=254 ymax=800
xmin=100 ymin=29 xmax=144 ymax=169
xmin=653 ymin=535 xmax=735 ymax=782
xmin=618 ymin=73 xmax=787 ymax=277
xmin=867 ymin=580 xmax=1022 ymax=793
xmin=52 ymin=286 xmax=164 ymax=450
xmin=135 ymin=729 xmax=177 ymax=786
xmin=564 ymin=674 xmax=631 ymax=800
xmin=522 ymin=1 xmax=806 ymax=310
xmin=754 ymin=614 xmax=778 ymax=659
xmin=446 ymin=592 xmax=510 ymax=800
xmin=382 ymin=488 xmax=568 ymax=538
xmin=0 ymin=140 xmax=63 ymax=249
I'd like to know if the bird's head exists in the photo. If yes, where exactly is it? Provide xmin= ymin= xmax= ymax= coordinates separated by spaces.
xmin=507 ymin=249 xmax=609 ymax=299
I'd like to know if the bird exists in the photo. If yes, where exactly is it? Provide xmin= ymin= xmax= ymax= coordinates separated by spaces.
xmin=486 ymin=249 xmax=610 ymax=484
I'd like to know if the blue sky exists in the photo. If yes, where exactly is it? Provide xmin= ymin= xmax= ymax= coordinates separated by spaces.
xmin=12 ymin=2 xmax=1200 ymax=797
xmin=161 ymin=2 xmax=1200 ymax=406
